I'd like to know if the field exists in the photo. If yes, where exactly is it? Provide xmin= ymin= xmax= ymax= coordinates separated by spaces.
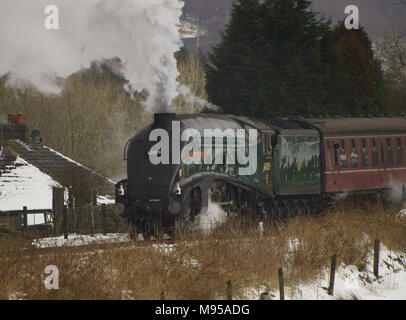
xmin=1 ymin=203 xmax=406 ymax=300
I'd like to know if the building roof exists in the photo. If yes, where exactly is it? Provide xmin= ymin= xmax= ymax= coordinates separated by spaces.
xmin=0 ymin=156 xmax=60 ymax=212
xmin=0 ymin=139 xmax=115 ymax=212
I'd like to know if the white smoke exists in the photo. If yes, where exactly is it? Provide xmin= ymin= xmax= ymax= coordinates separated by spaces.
xmin=177 ymin=84 xmax=219 ymax=113
xmin=194 ymin=192 xmax=228 ymax=235
xmin=0 ymin=0 xmax=184 ymax=110
xmin=384 ymin=177 xmax=405 ymax=205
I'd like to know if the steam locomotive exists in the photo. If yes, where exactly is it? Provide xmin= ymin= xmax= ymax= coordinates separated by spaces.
xmin=115 ymin=113 xmax=406 ymax=235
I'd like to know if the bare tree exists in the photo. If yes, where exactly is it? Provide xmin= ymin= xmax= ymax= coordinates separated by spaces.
xmin=375 ymin=28 xmax=406 ymax=113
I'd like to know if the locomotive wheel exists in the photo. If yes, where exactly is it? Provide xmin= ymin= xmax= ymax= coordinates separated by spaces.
xmin=190 ymin=187 xmax=202 ymax=221
xmin=211 ymin=189 xmax=221 ymax=203
xmin=225 ymin=187 xmax=239 ymax=216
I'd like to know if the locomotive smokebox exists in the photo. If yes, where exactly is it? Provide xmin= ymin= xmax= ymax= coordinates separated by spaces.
xmin=153 ymin=112 xmax=176 ymax=130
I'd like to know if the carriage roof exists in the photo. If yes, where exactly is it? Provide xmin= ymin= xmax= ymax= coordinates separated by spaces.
xmin=304 ymin=117 xmax=406 ymax=136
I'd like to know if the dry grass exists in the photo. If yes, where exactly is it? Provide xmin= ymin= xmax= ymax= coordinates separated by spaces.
xmin=1 ymin=203 xmax=405 ymax=300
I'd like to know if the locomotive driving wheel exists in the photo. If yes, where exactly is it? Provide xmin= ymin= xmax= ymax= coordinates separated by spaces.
xmin=190 ymin=187 xmax=202 ymax=221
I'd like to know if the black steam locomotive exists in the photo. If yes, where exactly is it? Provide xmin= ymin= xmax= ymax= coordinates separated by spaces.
xmin=115 ymin=113 xmax=406 ymax=236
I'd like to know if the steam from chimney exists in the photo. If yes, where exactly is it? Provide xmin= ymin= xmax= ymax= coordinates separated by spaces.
xmin=0 ymin=0 xmax=184 ymax=110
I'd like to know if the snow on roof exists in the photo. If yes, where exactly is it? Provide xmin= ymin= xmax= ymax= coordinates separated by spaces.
xmin=0 ymin=156 xmax=61 ymax=211
xmin=43 ymin=145 xmax=116 ymax=185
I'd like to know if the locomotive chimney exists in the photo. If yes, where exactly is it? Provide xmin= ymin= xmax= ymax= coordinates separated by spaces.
xmin=153 ymin=113 xmax=176 ymax=130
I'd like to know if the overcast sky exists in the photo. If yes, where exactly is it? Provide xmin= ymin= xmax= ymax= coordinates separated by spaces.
xmin=312 ymin=0 xmax=406 ymax=37
xmin=184 ymin=0 xmax=406 ymax=48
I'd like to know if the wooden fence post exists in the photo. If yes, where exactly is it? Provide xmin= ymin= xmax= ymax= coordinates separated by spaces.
xmin=226 ymin=280 xmax=232 ymax=300
xmin=90 ymin=189 xmax=95 ymax=236
xmin=278 ymin=268 xmax=284 ymax=300
xmin=102 ymin=204 xmax=106 ymax=235
xmin=68 ymin=187 xmax=75 ymax=234
xmin=0 ymin=124 xmax=3 ymax=152
xmin=374 ymin=239 xmax=380 ymax=278
xmin=260 ymin=292 xmax=270 ymax=300
xmin=52 ymin=187 xmax=64 ymax=236
xmin=258 ymin=221 xmax=264 ymax=237
xmin=23 ymin=206 xmax=28 ymax=229
xmin=63 ymin=206 xmax=68 ymax=240
xmin=89 ymin=206 xmax=94 ymax=236
xmin=328 ymin=254 xmax=337 ymax=296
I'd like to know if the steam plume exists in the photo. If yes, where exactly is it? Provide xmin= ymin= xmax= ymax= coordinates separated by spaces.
xmin=0 ymin=0 xmax=184 ymax=110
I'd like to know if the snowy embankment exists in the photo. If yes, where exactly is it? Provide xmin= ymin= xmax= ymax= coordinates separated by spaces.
xmin=31 ymin=232 xmax=406 ymax=300
xmin=29 ymin=208 xmax=406 ymax=300
xmin=254 ymin=246 xmax=406 ymax=300
xmin=32 ymin=233 xmax=131 ymax=248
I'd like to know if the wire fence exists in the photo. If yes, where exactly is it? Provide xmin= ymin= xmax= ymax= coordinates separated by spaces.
xmin=66 ymin=203 xmax=128 ymax=235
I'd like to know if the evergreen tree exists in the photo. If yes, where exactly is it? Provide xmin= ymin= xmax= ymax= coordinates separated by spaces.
xmin=206 ymin=0 xmax=386 ymax=118
xmin=206 ymin=0 xmax=344 ymax=117
xmin=332 ymin=21 xmax=387 ymax=116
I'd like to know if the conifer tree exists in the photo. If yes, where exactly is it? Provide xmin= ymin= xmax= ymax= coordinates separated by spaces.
xmin=206 ymin=0 xmax=386 ymax=118
xmin=206 ymin=0 xmax=340 ymax=117
xmin=332 ymin=21 xmax=387 ymax=116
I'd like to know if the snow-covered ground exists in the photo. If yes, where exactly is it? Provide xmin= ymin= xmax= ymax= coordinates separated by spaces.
xmin=29 ymin=231 xmax=406 ymax=300
xmin=97 ymin=195 xmax=116 ymax=205
xmin=253 ymin=246 xmax=406 ymax=300
xmin=32 ymin=233 xmax=131 ymax=248
xmin=0 ymin=156 xmax=61 ymax=213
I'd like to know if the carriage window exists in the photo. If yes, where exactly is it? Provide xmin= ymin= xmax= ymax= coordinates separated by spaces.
xmin=264 ymin=134 xmax=272 ymax=155
xmin=396 ymin=137 xmax=404 ymax=166
xmin=327 ymin=141 xmax=333 ymax=170
xmin=350 ymin=139 xmax=359 ymax=168
xmin=361 ymin=139 xmax=369 ymax=168
xmin=386 ymin=138 xmax=394 ymax=167
xmin=340 ymin=140 xmax=348 ymax=169
xmin=371 ymin=138 xmax=379 ymax=167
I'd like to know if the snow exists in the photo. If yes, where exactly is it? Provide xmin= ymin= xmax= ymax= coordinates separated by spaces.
xmin=13 ymin=139 xmax=33 ymax=151
xmin=27 ymin=214 xmax=45 ymax=225
xmin=97 ymin=195 xmax=116 ymax=205
xmin=0 ymin=156 xmax=61 ymax=212
xmin=28 ymin=228 xmax=406 ymax=300
xmin=32 ymin=233 xmax=131 ymax=248
xmin=248 ymin=245 xmax=406 ymax=300
xmin=43 ymin=146 xmax=116 ymax=185
xmin=179 ymin=20 xmax=207 ymax=39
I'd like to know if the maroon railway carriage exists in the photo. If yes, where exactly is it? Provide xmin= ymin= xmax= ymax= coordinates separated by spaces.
xmin=306 ymin=117 xmax=406 ymax=196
